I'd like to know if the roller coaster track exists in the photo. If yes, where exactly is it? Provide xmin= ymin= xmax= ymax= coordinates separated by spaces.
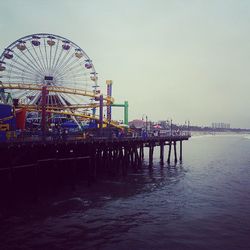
xmin=0 ymin=82 xmax=114 ymax=103
xmin=18 ymin=103 xmax=107 ymax=110
xmin=27 ymin=108 xmax=123 ymax=129
xmin=0 ymin=83 xmax=126 ymax=129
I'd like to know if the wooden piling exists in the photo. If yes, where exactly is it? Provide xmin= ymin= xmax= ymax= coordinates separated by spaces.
xmin=174 ymin=141 xmax=177 ymax=163
xmin=149 ymin=144 xmax=154 ymax=166
xmin=139 ymin=144 xmax=143 ymax=165
xmin=167 ymin=141 xmax=172 ymax=164
xmin=180 ymin=140 xmax=183 ymax=162
xmin=140 ymin=144 xmax=144 ymax=159
xmin=134 ymin=146 xmax=139 ymax=168
xmin=160 ymin=143 xmax=164 ymax=165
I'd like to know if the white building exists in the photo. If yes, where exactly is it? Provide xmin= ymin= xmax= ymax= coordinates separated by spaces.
xmin=211 ymin=122 xmax=230 ymax=129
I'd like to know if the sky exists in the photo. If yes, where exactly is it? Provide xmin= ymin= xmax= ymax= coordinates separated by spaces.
xmin=1 ymin=0 xmax=250 ymax=128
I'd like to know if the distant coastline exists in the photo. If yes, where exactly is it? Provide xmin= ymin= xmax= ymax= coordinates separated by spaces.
xmin=190 ymin=130 xmax=250 ymax=137
xmin=189 ymin=125 xmax=250 ymax=133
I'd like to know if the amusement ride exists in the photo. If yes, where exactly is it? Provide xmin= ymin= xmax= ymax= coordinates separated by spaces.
xmin=0 ymin=33 xmax=128 ymax=136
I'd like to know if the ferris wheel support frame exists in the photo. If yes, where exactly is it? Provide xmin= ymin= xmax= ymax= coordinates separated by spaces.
xmin=99 ymin=94 xmax=104 ymax=130
xmin=106 ymin=80 xmax=113 ymax=125
xmin=41 ymin=85 xmax=48 ymax=133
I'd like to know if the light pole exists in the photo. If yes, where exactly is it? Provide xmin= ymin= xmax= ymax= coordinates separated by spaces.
xmin=166 ymin=118 xmax=172 ymax=136
xmin=170 ymin=119 xmax=172 ymax=136
xmin=142 ymin=114 xmax=148 ymax=134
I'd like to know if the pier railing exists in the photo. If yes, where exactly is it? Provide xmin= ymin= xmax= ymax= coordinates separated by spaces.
xmin=1 ymin=130 xmax=191 ymax=144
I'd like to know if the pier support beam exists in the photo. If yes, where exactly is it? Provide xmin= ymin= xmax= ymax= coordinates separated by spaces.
xmin=160 ymin=143 xmax=164 ymax=165
xmin=174 ymin=141 xmax=177 ymax=163
xmin=139 ymin=144 xmax=144 ymax=160
xmin=179 ymin=140 xmax=183 ymax=162
xmin=167 ymin=141 xmax=172 ymax=164
xmin=134 ymin=146 xmax=140 ymax=168
xmin=139 ymin=144 xmax=144 ymax=164
xmin=149 ymin=144 xmax=154 ymax=166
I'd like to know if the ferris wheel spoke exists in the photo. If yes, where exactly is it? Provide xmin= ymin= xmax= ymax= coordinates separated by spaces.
xmin=14 ymin=89 xmax=35 ymax=100
xmin=4 ymin=63 xmax=41 ymax=82
xmin=51 ymin=39 xmax=60 ymax=70
xmin=31 ymin=44 xmax=47 ymax=73
xmin=56 ymin=78 xmax=89 ymax=88
xmin=56 ymin=63 xmax=85 ymax=80
xmin=54 ymin=94 xmax=63 ymax=107
xmin=50 ymin=94 xmax=57 ymax=106
xmin=60 ymin=57 xmax=80 ymax=72
xmin=58 ymin=77 xmax=90 ymax=87
xmin=49 ymin=43 xmax=53 ymax=70
xmin=56 ymin=58 xmax=83 ymax=79
xmin=7 ymin=58 xmax=41 ymax=81
xmin=4 ymin=64 xmax=41 ymax=80
xmin=11 ymin=51 xmax=44 ymax=78
xmin=47 ymin=95 xmax=53 ymax=106
xmin=54 ymin=93 xmax=64 ymax=106
xmin=63 ymin=72 xmax=90 ymax=79
xmin=43 ymin=38 xmax=50 ymax=72
xmin=12 ymin=51 xmax=43 ymax=77
xmin=25 ymin=90 xmax=39 ymax=104
xmin=59 ymin=93 xmax=73 ymax=105
xmin=20 ymin=48 xmax=45 ymax=75
xmin=59 ymin=78 xmax=89 ymax=83
xmin=51 ymin=94 xmax=60 ymax=106
xmin=54 ymin=70 xmax=85 ymax=85
xmin=53 ymin=48 xmax=64 ymax=72
xmin=57 ymin=79 xmax=89 ymax=87
xmin=49 ymin=95 xmax=54 ymax=106
xmin=56 ymin=93 xmax=69 ymax=106
xmin=53 ymin=53 xmax=75 ymax=77
xmin=4 ymin=60 xmax=34 ymax=76
xmin=30 ymin=91 xmax=42 ymax=105
xmin=51 ymin=95 xmax=57 ymax=106
xmin=53 ymin=50 xmax=71 ymax=75
xmin=57 ymin=52 xmax=86 ymax=74
xmin=19 ymin=89 xmax=37 ymax=99
xmin=3 ymin=74 xmax=39 ymax=84
xmin=38 ymin=45 xmax=48 ymax=73
xmin=55 ymin=78 xmax=88 ymax=89
xmin=57 ymin=61 xmax=85 ymax=82
xmin=60 ymin=92 xmax=85 ymax=105
xmin=3 ymin=67 xmax=36 ymax=80
xmin=47 ymin=95 xmax=51 ymax=105
xmin=24 ymin=45 xmax=46 ymax=74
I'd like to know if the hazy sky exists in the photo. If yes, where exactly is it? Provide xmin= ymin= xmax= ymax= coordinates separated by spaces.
xmin=1 ymin=0 xmax=250 ymax=128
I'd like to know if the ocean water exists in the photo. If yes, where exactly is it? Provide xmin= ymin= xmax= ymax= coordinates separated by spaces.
xmin=1 ymin=134 xmax=250 ymax=250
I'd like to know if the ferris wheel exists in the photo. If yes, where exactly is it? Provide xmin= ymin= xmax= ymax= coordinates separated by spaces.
xmin=0 ymin=33 xmax=100 ymax=110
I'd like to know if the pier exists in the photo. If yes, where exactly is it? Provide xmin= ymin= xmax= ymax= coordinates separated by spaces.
xmin=0 ymin=134 xmax=190 ymax=200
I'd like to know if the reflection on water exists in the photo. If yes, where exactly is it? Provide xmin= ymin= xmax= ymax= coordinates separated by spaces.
xmin=1 ymin=135 xmax=250 ymax=250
